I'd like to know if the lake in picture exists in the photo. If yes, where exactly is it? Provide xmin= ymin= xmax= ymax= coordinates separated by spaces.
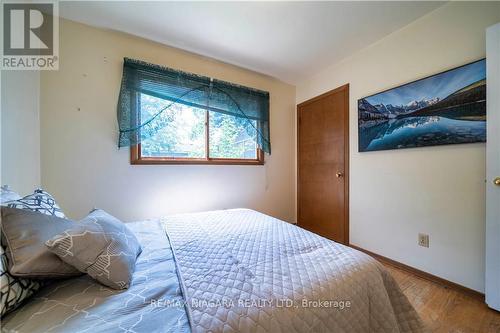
xmin=358 ymin=59 xmax=486 ymax=152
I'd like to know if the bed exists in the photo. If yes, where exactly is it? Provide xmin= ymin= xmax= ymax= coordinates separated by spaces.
xmin=2 ymin=209 xmax=425 ymax=333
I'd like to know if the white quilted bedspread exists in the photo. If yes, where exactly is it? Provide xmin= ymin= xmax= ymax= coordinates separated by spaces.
xmin=162 ymin=209 xmax=425 ymax=333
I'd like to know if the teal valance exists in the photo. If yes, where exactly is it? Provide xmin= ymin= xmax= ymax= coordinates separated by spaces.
xmin=117 ymin=58 xmax=271 ymax=153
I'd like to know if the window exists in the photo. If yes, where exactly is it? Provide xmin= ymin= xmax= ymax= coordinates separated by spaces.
xmin=118 ymin=58 xmax=270 ymax=163
xmin=131 ymin=94 xmax=264 ymax=165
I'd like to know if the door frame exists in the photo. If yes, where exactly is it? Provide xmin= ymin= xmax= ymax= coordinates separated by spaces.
xmin=296 ymin=83 xmax=350 ymax=245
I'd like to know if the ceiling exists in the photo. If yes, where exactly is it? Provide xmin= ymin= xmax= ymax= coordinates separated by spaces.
xmin=60 ymin=1 xmax=445 ymax=84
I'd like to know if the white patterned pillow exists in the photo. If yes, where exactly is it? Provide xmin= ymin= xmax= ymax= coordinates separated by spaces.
xmin=0 ymin=247 xmax=43 ymax=317
xmin=6 ymin=189 xmax=65 ymax=218
xmin=0 ymin=186 xmax=21 ymax=204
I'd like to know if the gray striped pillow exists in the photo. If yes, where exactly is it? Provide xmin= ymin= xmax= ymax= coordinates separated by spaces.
xmin=46 ymin=209 xmax=142 ymax=290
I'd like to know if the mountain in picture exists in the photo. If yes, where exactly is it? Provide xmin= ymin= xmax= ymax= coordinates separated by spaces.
xmin=358 ymin=59 xmax=486 ymax=152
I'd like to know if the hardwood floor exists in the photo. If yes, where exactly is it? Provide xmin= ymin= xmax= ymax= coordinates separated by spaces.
xmin=384 ymin=263 xmax=500 ymax=333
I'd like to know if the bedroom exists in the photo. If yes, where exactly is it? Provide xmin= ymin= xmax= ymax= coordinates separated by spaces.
xmin=1 ymin=1 xmax=499 ymax=332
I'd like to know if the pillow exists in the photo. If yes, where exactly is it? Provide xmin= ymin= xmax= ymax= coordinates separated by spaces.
xmin=0 ymin=186 xmax=21 ymax=204
xmin=0 ymin=207 xmax=81 ymax=278
xmin=6 ymin=189 xmax=65 ymax=218
xmin=1 ymin=189 xmax=67 ymax=316
xmin=46 ymin=209 xmax=142 ymax=290
xmin=0 ymin=247 xmax=44 ymax=317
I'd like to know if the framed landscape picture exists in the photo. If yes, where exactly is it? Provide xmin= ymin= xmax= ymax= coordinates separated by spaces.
xmin=358 ymin=59 xmax=486 ymax=152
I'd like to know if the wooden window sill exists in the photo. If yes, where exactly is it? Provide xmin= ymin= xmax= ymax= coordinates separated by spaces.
xmin=130 ymin=145 xmax=264 ymax=165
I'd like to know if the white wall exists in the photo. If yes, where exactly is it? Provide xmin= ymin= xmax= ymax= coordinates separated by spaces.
xmin=296 ymin=2 xmax=500 ymax=292
xmin=1 ymin=71 xmax=41 ymax=195
xmin=40 ymin=19 xmax=296 ymax=223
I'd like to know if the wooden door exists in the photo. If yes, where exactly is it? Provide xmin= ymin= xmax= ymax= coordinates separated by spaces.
xmin=297 ymin=84 xmax=349 ymax=244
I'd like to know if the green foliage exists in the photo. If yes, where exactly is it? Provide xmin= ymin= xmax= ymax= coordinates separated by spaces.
xmin=210 ymin=112 xmax=246 ymax=158
xmin=139 ymin=94 xmax=257 ymax=159
xmin=140 ymin=94 xmax=181 ymax=156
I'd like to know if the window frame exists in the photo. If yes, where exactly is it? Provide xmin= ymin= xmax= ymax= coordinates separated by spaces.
xmin=130 ymin=107 xmax=264 ymax=165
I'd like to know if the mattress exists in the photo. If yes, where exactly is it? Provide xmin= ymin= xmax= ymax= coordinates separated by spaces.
xmin=2 ymin=209 xmax=425 ymax=333
xmin=163 ymin=209 xmax=425 ymax=333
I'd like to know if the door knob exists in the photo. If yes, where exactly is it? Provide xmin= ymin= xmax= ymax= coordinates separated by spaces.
xmin=494 ymin=177 xmax=500 ymax=186
xmin=336 ymin=172 xmax=344 ymax=178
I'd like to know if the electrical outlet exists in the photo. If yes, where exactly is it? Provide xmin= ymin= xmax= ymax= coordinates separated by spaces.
xmin=418 ymin=233 xmax=429 ymax=248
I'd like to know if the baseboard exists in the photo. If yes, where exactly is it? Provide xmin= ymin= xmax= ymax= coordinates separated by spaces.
xmin=349 ymin=244 xmax=485 ymax=301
